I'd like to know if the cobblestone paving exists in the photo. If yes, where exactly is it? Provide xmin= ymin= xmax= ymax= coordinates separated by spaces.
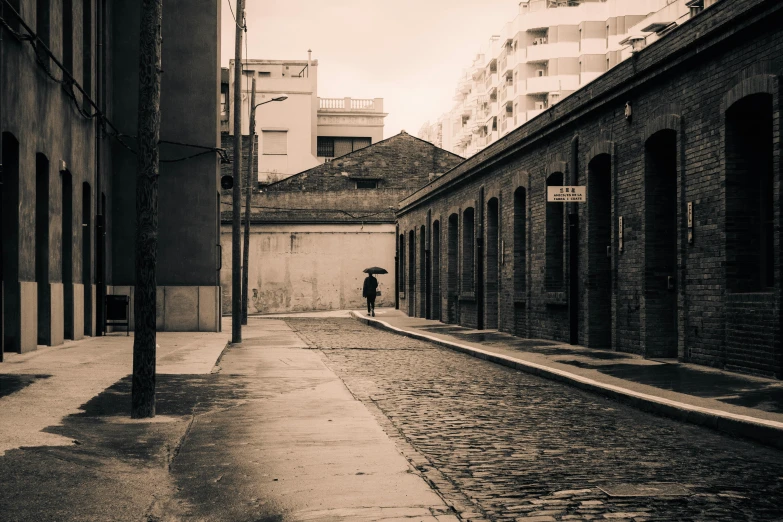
xmin=286 ymin=318 xmax=783 ymax=522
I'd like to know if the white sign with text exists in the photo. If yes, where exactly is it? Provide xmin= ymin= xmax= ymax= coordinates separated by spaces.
xmin=547 ymin=186 xmax=587 ymax=203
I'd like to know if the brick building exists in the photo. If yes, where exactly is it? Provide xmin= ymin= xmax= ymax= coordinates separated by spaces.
xmin=396 ymin=0 xmax=783 ymax=378
xmin=221 ymin=132 xmax=462 ymax=314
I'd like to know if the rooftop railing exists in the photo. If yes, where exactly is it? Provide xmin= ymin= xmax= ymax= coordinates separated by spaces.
xmin=319 ymin=97 xmax=383 ymax=111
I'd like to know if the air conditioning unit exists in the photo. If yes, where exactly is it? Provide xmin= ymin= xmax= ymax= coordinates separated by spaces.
xmin=536 ymin=69 xmax=545 ymax=77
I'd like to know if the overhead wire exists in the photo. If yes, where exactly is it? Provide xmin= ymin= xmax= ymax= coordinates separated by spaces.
xmin=0 ymin=0 xmax=229 ymax=165
xmin=225 ymin=0 xmax=244 ymax=30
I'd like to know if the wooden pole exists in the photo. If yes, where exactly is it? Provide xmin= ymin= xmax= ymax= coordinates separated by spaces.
xmin=242 ymin=77 xmax=255 ymax=325
xmin=231 ymin=0 xmax=244 ymax=343
xmin=131 ymin=0 xmax=163 ymax=418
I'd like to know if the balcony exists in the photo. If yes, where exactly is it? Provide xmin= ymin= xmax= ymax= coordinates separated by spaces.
xmin=499 ymin=85 xmax=508 ymax=104
xmin=502 ymin=52 xmax=516 ymax=75
xmin=484 ymin=72 xmax=498 ymax=92
xmin=481 ymin=101 xmax=497 ymax=120
xmin=527 ymin=108 xmax=546 ymax=120
xmin=526 ymin=75 xmax=561 ymax=94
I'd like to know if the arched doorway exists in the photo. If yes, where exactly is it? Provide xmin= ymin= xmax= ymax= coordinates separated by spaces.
xmin=432 ymin=220 xmax=441 ymax=321
xmin=82 ymin=182 xmax=92 ymax=336
xmin=36 ymin=154 xmax=51 ymax=345
xmin=419 ymin=225 xmax=426 ymax=318
xmin=447 ymin=214 xmax=458 ymax=323
xmin=587 ymin=154 xmax=612 ymax=348
xmin=513 ymin=187 xmax=526 ymax=337
xmin=408 ymin=229 xmax=415 ymax=317
xmin=644 ymin=130 xmax=678 ymax=358
xmin=62 ymin=171 xmax=74 ymax=339
xmin=485 ymin=198 xmax=499 ymax=329
xmin=2 ymin=133 xmax=21 ymax=355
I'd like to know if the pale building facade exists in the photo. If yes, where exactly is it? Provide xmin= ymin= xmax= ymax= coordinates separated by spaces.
xmin=419 ymin=0 xmax=673 ymax=158
xmin=225 ymin=56 xmax=387 ymax=184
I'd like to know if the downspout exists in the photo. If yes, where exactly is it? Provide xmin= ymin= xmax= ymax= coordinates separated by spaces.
xmin=94 ymin=0 xmax=105 ymax=334
xmin=0 ymin=0 xmax=5 ymax=357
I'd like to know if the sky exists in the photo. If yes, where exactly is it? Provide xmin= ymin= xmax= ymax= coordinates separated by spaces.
xmin=220 ymin=0 xmax=521 ymax=139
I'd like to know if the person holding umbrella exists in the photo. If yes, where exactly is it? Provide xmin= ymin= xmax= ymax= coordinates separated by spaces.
xmin=362 ymin=267 xmax=387 ymax=316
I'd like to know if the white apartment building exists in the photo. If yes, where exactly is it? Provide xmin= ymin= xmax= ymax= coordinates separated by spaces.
xmin=419 ymin=0 xmax=675 ymax=158
xmin=224 ymin=56 xmax=387 ymax=183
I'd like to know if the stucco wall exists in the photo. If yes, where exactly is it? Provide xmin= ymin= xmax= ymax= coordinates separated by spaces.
xmin=220 ymin=224 xmax=396 ymax=314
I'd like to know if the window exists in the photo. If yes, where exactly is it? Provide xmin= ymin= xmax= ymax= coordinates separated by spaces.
xmin=355 ymin=180 xmax=378 ymax=189
xmin=258 ymin=71 xmax=271 ymax=77
xmin=317 ymin=137 xmax=335 ymax=157
xmin=220 ymin=92 xmax=227 ymax=116
xmin=317 ymin=137 xmax=371 ymax=158
xmin=83 ymin=0 xmax=92 ymax=104
xmin=6 ymin=0 xmax=20 ymax=32
xmin=62 ymin=0 xmax=73 ymax=73
xmin=36 ymin=0 xmax=50 ymax=66
xmin=262 ymin=131 xmax=287 ymax=155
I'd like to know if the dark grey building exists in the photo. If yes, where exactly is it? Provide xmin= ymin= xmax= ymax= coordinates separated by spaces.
xmin=1 ymin=0 xmax=222 ymax=355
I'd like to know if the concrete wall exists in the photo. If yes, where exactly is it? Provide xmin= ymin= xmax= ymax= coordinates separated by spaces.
xmin=220 ymin=224 xmax=396 ymax=314
xmin=109 ymin=0 xmax=221 ymax=331
xmin=2 ymin=0 xmax=103 ymax=351
xmin=398 ymin=0 xmax=783 ymax=378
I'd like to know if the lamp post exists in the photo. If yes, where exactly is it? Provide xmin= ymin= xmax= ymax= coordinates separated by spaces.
xmin=242 ymin=78 xmax=287 ymax=325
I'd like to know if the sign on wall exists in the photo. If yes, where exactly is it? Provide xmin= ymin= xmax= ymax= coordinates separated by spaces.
xmin=547 ymin=186 xmax=587 ymax=203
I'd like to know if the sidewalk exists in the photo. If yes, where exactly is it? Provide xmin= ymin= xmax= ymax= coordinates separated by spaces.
xmin=351 ymin=308 xmax=783 ymax=450
xmin=0 ymin=320 xmax=458 ymax=521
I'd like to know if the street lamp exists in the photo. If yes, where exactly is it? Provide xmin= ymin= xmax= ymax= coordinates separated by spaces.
xmin=241 ymin=78 xmax=288 ymax=325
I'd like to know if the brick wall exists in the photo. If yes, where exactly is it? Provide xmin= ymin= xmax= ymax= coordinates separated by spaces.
xmin=397 ymin=0 xmax=783 ymax=378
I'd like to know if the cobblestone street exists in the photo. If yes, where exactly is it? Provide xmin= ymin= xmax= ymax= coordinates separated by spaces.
xmin=287 ymin=318 xmax=783 ymax=522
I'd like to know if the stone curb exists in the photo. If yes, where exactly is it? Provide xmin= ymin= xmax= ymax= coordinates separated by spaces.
xmin=350 ymin=312 xmax=783 ymax=450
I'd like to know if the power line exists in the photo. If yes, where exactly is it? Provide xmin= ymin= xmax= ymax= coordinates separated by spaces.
xmin=0 ymin=0 xmax=228 ymax=165
xmin=225 ymin=0 xmax=244 ymax=30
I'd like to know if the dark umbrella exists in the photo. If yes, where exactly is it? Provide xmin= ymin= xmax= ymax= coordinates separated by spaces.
xmin=363 ymin=267 xmax=388 ymax=274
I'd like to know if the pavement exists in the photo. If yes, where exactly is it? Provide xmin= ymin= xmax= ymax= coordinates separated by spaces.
xmin=0 ymin=319 xmax=458 ymax=521
xmin=350 ymin=308 xmax=783 ymax=450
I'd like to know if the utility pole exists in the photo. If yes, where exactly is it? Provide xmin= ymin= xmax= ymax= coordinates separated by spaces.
xmin=242 ymin=77 xmax=256 ymax=325
xmin=131 ymin=0 xmax=163 ymax=418
xmin=231 ymin=0 xmax=245 ymax=343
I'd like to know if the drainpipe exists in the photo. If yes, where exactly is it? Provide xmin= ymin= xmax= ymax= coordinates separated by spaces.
xmin=0 ymin=0 xmax=5 ymax=356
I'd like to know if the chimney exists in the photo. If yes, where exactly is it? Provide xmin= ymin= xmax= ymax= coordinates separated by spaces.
xmin=307 ymin=49 xmax=312 ymax=65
